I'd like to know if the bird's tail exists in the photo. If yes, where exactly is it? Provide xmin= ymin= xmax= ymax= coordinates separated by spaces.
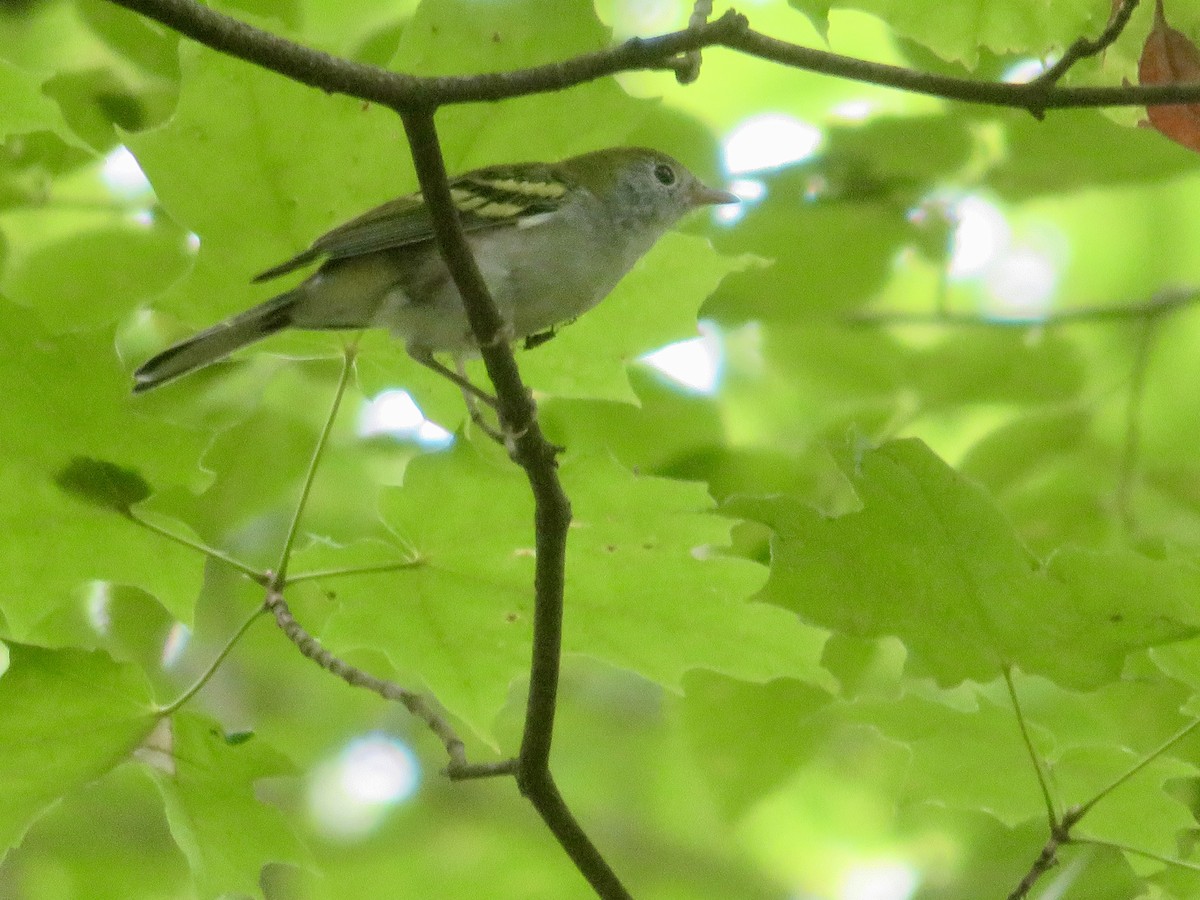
xmin=133 ymin=291 xmax=298 ymax=393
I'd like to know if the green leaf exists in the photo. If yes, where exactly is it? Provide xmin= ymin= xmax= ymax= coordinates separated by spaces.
xmin=75 ymin=0 xmax=181 ymax=80
xmin=146 ymin=713 xmax=310 ymax=898
xmin=0 ymin=642 xmax=155 ymax=855
xmin=960 ymin=408 xmax=1092 ymax=492
xmin=517 ymin=233 xmax=750 ymax=402
xmin=1 ymin=462 xmax=206 ymax=636
xmin=27 ymin=585 xmax=180 ymax=688
xmin=846 ymin=692 xmax=1052 ymax=825
xmin=1054 ymin=746 xmax=1199 ymax=871
xmin=323 ymin=442 xmax=831 ymax=735
xmin=832 ymin=0 xmax=1097 ymax=67
xmin=734 ymin=439 xmax=1199 ymax=689
xmin=43 ymin=68 xmax=156 ymax=150
xmin=3 ymin=762 xmax=190 ymax=900
xmin=5 ymin=220 xmax=192 ymax=334
xmin=708 ymin=166 xmax=914 ymax=323
xmin=0 ymin=58 xmax=80 ymax=144
xmin=992 ymin=110 xmax=1200 ymax=200
xmin=682 ymin=671 xmax=834 ymax=819
xmin=789 ymin=0 xmax=832 ymax=41
xmin=0 ymin=302 xmax=210 ymax=634
xmin=0 ymin=301 xmax=206 ymax=480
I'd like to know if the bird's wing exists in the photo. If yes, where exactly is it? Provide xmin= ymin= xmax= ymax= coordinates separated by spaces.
xmin=252 ymin=162 xmax=573 ymax=283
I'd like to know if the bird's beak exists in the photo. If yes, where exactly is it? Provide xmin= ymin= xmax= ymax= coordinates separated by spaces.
xmin=691 ymin=183 xmax=740 ymax=206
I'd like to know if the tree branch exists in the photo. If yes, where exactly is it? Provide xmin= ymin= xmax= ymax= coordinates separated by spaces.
xmin=106 ymin=0 xmax=1200 ymax=113
xmin=400 ymin=110 xmax=626 ymax=900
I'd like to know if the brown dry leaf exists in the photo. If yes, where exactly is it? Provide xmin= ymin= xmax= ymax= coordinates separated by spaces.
xmin=1138 ymin=0 xmax=1200 ymax=151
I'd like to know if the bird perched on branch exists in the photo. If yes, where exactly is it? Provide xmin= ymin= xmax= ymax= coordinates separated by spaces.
xmin=132 ymin=146 xmax=737 ymax=398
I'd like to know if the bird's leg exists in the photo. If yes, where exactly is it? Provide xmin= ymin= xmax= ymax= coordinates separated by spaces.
xmin=454 ymin=357 xmax=508 ymax=444
xmin=406 ymin=342 xmax=528 ymax=449
xmin=406 ymin=346 xmax=498 ymax=408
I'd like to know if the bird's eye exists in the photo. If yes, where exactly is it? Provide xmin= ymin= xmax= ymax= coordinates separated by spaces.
xmin=653 ymin=163 xmax=677 ymax=186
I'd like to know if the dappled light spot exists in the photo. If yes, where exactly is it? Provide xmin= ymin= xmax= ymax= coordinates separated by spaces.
xmin=86 ymin=581 xmax=111 ymax=635
xmin=838 ymin=860 xmax=919 ymax=900
xmin=641 ymin=320 xmax=722 ymax=393
xmin=101 ymin=146 xmax=153 ymax=200
xmin=716 ymin=177 xmax=765 ymax=224
xmin=724 ymin=113 xmax=823 ymax=175
xmin=161 ymin=622 xmax=190 ymax=669
xmin=359 ymin=389 xmax=454 ymax=447
xmin=983 ymin=244 xmax=1059 ymax=320
xmin=945 ymin=194 xmax=1010 ymax=280
xmin=829 ymin=99 xmax=876 ymax=122
xmin=1002 ymin=57 xmax=1051 ymax=84
xmin=307 ymin=732 xmax=420 ymax=840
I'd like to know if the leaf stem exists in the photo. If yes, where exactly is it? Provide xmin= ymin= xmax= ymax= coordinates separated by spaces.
xmin=1073 ymin=717 xmax=1200 ymax=820
xmin=1004 ymin=667 xmax=1059 ymax=829
xmin=285 ymin=557 xmax=424 ymax=584
xmin=1071 ymin=836 xmax=1200 ymax=872
xmin=155 ymin=603 xmax=266 ymax=716
xmin=130 ymin=511 xmax=265 ymax=583
xmin=275 ymin=346 xmax=357 ymax=583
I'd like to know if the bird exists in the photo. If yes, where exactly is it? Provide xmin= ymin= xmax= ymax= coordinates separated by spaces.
xmin=131 ymin=146 xmax=737 ymax=396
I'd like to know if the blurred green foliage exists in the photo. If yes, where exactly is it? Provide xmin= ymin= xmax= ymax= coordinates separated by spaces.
xmin=5 ymin=0 xmax=1200 ymax=898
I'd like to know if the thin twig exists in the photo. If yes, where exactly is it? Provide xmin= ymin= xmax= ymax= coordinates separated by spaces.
xmin=849 ymin=287 xmax=1200 ymax=329
xmin=105 ymin=0 xmax=1200 ymax=113
xmin=275 ymin=346 xmax=356 ymax=582
xmin=723 ymin=23 xmax=1200 ymax=112
xmin=397 ymin=114 xmax=543 ymax=439
xmin=449 ymin=759 xmax=520 ymax=781
xmin=264 ymin=585 xmax=469 ymax=769
xmin=1007 ymin=835 xmax=1066 ymax=900
xmin=1031 ymin=0 xmax=1141 ymax=93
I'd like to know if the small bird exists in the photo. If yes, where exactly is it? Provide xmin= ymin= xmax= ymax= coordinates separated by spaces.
xmin=132 ymin=146 xmax=737 ymax=394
